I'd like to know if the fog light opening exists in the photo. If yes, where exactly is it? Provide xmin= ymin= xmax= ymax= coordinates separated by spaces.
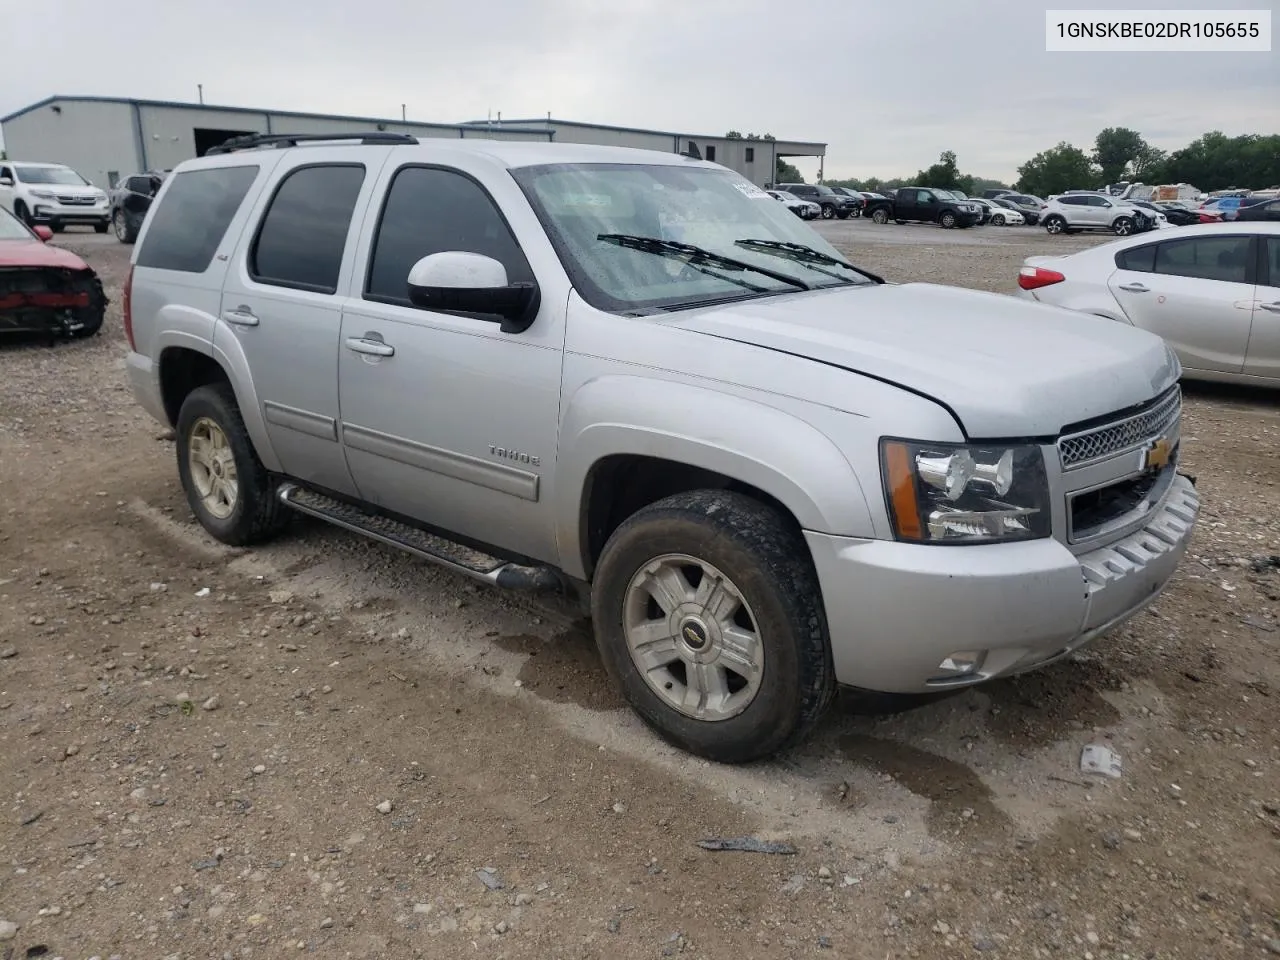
xmin=937 ymin=650 xmax=986 ymax=676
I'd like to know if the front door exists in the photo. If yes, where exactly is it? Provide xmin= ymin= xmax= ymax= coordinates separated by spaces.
xmin=336 ymin=161 xmax=567 ymax=564
xmin=1109 ymin=233 xmax=1256 ymax=374
xmin=1243 ymin=235 xmax=1280 ymax=380
xmin=218 ymin=147 xmax=394 ymax=497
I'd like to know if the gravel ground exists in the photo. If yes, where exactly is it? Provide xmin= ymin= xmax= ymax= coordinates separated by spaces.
xmin=1 ymin=224 xmax=1278 ymax=960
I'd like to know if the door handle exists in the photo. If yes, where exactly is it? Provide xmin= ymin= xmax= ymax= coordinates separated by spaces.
xmin=344 ymin=337 xmax=395 ymax=357
xmin=1260 ymin=302 xmax=1280 ymax=313
xmin=222 ymin=306 xmax=259 ymax=326
xmin=1117 ymin=283 xmax=1150 ymax=293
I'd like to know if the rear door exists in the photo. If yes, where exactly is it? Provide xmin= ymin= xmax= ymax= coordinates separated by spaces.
xmin=1242 ymin=234 xmax=1280 ymax=380
xmin=217 ymin=147 xmax=394 ymax=496
xmin=1108 ymin=233 xmax=1256 ymax=373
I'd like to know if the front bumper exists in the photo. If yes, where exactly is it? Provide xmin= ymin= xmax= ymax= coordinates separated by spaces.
xmin=30 ymin=200 xmax=110 ymax=224
xmin=806 ymin=472 xmax=1200 ymax=693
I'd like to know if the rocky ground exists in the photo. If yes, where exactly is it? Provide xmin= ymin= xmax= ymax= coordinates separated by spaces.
xmin=1 ymin=226 xmax=1277 ymax=960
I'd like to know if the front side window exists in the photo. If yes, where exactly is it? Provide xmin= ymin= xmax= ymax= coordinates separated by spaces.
xmin=14 ymin=165 xmax=88 ymax=186
xmin=1154 ymin=236 xmax=1252 ymax=284
xmin=511 ymin=162 xmax=876 ymax=315
xmin=136 ymin=165 xmax=259 ymax=273
xmin=365 ymin=165 xmax=533 ymax=304
xmin=250 ymin=164 xmax=366 ymax=294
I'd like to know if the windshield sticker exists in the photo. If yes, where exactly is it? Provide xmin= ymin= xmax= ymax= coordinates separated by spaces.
xmin=732 ymin=181 xmax=770 ymax=199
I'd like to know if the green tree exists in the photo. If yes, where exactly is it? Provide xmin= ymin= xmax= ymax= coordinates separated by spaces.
xmin=775 ymin=158 xmax=803 ymax=183
xmin=725 ymin=131 xmax=742 ymax=139
xmin=1015 ymin=142 xmax=1099 ymax=196
xmin=1093 ymin=127 xmax=1146 ymax=184
xmin=915 ymin=150 xmax=961 ymax=188
xmin=970 ymin=177 xmax=1011 ymax=194
xmin=1158 ymin=132 xmax=1280 ymax=190
xmin=1130 ymin=143 xmax=1168 ymax=179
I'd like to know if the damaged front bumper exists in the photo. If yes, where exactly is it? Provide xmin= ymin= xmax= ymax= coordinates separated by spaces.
xmin=0 ymin=266 xmax=107 ymax=337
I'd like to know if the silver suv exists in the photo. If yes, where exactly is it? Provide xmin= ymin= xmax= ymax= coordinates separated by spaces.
xmin=123 ymin=133 xmax=1201 ymax=763
xmin=1042 ymin=193 xmax=1149 ymax=236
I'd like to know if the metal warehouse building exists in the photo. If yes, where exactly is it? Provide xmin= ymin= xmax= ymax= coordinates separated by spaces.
xmin=0 ymin=95 xmax=827 ymax=191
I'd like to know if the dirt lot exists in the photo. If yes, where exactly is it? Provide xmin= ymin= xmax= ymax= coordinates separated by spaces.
xmin=2 ymin=224 xmax=1278 ymax=960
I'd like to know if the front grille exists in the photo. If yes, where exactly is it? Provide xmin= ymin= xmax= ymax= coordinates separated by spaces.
xmin=1069 ymin=467 xmax=1166 ymax=540
xmin=56 ymin=195 xmax=96 ymax=205
xmin=1057 ymin=386 xmax=1181 ymax=469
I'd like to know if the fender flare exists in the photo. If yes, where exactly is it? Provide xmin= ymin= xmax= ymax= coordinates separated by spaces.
xmin=555 ymin=376 xmax=875 ymax=581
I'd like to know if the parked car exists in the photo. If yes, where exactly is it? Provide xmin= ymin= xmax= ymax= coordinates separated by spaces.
xmin=1015 ymin=222 xmax=1280 ymax=385
xmin=1235 ymin=197 xmax=1280 ymax=222
xmin=991 ymin=193 xmax=1044 ymax=225
xmin=972 ymin=198 xmax=1023 ymax=226
xmin=767 ymin=189 xmax=820 ymax=220
xmin=123 ymin=132 xmax=1200 ymax=763
xmin=0 ymin=161 xmax=111 ymax=233
xmin=1040 ymin=193 xmax=1151 ymax=236
xmin=981 ymin=189 xmax=1016 ymax=199
xmin=864 ymin=187 xmax=982 ymax=228
xmin=1126 ymin=200 xmax=1173 ymax=229
xmin=109 ymin=170 xmax=168 ymax=244
xmin=0 ymin=205 xmax=107 ymax=338
xmin=773 ymin=183 xmax=858 ymax=219
xmin=827 ymin=187 xmax=866 ymax=217
xmin=1151 ymin=201 xmax=1203 ymax=227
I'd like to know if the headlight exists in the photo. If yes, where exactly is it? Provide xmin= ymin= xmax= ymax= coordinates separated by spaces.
xmin=30 ymin=189 xmax=55 ymax=199
xmin=880 ymin=438 xmax=1051 ymax=544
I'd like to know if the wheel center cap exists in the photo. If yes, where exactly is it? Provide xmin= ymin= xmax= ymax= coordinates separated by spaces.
xmin=679 ymin=617 xmax=710 ymax=651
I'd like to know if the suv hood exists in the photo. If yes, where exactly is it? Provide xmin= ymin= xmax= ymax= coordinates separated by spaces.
xmin=671 ymin=282 xmax=1178 ymax=438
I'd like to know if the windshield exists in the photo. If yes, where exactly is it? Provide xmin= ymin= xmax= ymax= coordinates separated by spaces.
xmin=0 ymin=208 xmax=34 ymax=240
xmin=14 ymin=165 xmax=90 ymax=186
xmin=511 ymin=162 xmax=875 ymax=314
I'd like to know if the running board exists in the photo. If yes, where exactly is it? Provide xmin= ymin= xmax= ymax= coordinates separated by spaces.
xmin=277 ymin=483 xmax=562 ymax=592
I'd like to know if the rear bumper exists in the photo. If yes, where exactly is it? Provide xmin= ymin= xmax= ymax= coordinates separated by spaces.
xmin=806 ymin=473 xmax=1200 ymax=693
xmin=126 ymin=351 xmax=169 ymax=426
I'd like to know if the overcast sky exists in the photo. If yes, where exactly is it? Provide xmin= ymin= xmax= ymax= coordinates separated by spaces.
xmin=3 ymin=0 xmax=1275 ymax=182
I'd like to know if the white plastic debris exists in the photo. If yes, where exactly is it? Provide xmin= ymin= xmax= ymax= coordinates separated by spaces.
xmin=1080 ymin=744 xmax=1123 ymax=779
xmin=195 ymin=587 xmax=211 ymax=598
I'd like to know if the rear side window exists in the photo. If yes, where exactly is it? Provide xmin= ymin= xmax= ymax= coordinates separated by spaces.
xmin=136 ymin=165 xmax=258 ymax=273
xmin=1154 ymin=236 xmax=1252 ymax=284
xmin=365 ymin=166 xmax=533 ymax=304
xmin=249 ymin=164 xmax=366 ymax=294
xmin=1116 ymin=243 xmax=1157 ymax=272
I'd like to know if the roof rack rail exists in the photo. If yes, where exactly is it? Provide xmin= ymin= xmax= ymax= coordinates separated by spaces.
xmin=204 ymin=132 xmax=419 ymax=155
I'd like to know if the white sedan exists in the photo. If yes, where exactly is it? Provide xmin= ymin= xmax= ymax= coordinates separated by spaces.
xmin=1014 ymin=221 xmax=1280 ymax=385
xmin=767 ymin=189 xmax=820 ymax=220
xmin=980 ymin=199 xmax=1024 ymax=226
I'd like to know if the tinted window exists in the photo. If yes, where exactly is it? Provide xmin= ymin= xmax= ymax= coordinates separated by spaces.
xmin=1057 ymin=196 xmax=1082 ymax=206
xmin=136 ymin=165 xmax=259 ymax=273
xmin=365 ymin=166 xmax=533 ymax=303
xmin=1267 ymin=237 xmax=1280 ymax=284
xmin=1154 ymin=236 xmax=1252 ymax=284
xmin=1116 ymin=243 xmax=1157 ymax=272
xmin=126 ymin=176 xmax=151 ymax=193
xmin=250 ymin=164 xmax=366 ymax=294
xmin=0 ymin=166 xmax=10 ymax=179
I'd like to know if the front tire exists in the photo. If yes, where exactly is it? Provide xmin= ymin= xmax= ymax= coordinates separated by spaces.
xmin=175 ymin=383 xmax=290 ymax=546
xmin=991 ymin=214 xmax=1005 ymax=226
xmin=590 ymin=490 xmax=835 ymax=764
xmin=820 ymin=204 xmax=835 ymax=220
xmin=940 ymin=211 xmax=957 ymax=229
xmin=13 ymin=201 xmax=32 ymax=226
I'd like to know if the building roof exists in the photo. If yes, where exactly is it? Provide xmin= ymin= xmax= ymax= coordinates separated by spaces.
xmin=0 ymin=95 xmax=551 ymax=138
xmin=460 ymin=116 xmax=826 ymax=150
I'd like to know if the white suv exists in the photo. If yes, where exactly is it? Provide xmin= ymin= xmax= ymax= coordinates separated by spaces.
xmin=1041 ymin=193 xmax=1148 ymax=237
xmin=0 ymin=161 xmax=110 ymax=233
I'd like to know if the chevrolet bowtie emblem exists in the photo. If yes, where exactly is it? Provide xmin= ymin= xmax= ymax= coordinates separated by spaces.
xmin=1144 ymin=436 xmax=1172 ymax=470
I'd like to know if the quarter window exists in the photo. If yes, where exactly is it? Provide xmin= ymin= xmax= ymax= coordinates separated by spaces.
xmin=250 ymin=164 xmax=366 ymax=294
xmin=365 ymin=166 xmax=533 ymax=304
xmin=1116 ymin=243 xmax=1157 ymax=272
xmin=135 ymin=165 xmax=259 ymax=273
xmin=1153 ymin=236 xmax=1252 ymax=284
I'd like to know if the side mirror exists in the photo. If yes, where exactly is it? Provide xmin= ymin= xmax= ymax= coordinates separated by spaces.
xmin=0 ymin=176 xmax=13 ymax=187
xmin=33 ymin=225 xmax=53 ymax=242
xmin=406 ymin=252 xmax=540 ymax=334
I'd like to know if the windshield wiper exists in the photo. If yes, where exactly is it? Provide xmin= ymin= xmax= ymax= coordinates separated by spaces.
xmin=733 ymin=239 xmax=884 ymax=284
xmin=597 ymin=234 xmax=811 ymax=291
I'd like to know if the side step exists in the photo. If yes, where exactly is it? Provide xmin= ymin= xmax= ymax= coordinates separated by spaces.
xmin=277 ymin=483 xmax=562 ymax=593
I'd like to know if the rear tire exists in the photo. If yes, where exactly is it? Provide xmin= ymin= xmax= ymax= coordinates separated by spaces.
xmin=1113 ymin=216 xmax=1135 ymax=236
xmin=175 ymin=382 xmax=290 ymax=547
xmin=590 ymin=490 xmax=836 ymax=764
xmin=1044 ymin=215 xmax=1066 ymax=235
xmin=113 ymin=209 xmax=138 ymax=244
xmin=871 ymin=208 xmax=889 ymax=224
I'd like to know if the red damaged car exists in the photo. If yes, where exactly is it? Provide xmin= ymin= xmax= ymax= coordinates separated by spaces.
xmin=0 ymin=206 xmax=107 ymax=340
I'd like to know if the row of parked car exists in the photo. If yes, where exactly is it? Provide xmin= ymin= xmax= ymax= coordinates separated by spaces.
xmin=0 ymin=159 xmax=169 ymax=243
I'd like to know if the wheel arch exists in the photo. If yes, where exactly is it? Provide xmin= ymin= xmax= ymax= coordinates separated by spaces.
xmin=556 ymin=378 xmax=876 ymax=581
